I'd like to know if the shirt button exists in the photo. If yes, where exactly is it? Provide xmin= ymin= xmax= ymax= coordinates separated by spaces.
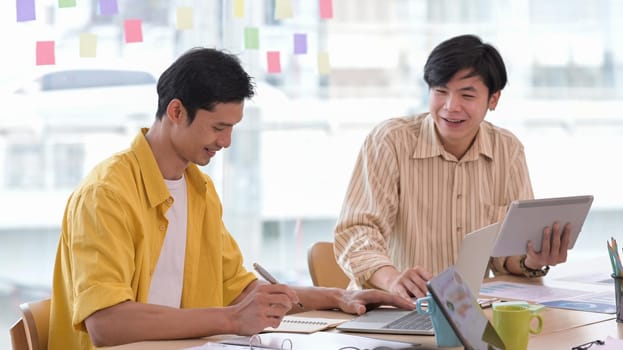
xmin=166 ymin=197 xmax=173 ymax=204
xmin=159 ymin=225 xmax=166 ymax=231
xmin=456 ymin=227 xmax=462 ymax=232
xmin=457 ymin=194 xmax=462 ymax=199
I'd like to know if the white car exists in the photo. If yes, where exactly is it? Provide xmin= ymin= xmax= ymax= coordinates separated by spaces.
xmin=5 ymin=65 xmax=158 ymax=131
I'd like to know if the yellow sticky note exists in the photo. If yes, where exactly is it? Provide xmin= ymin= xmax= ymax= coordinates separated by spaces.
xmin=275 ymin=0 xmax=292 ymax=20
xmin=317 ymin=52 xmax=330 ymax=75
xmin=233 ymin=0 xmax=244 ymax=18
xmin=80 ymin=33 xmax=97 ymax=57
xmin=176 ymin=7 xmax=193 ymax=30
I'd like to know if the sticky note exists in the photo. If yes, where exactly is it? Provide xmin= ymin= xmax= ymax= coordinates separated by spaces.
xmin=176 ymin=7 xmax=193 ymax=30
xmin=275 ymin=0 xmax=292 ymax=20
xmin=267 ymin=51 xmax=281 ymax=73
xmin=124 ymin=19 xmax=143 ymax=43
xmin=59 ymin=0 xmax=77 ymax=8
xmin=80 ymin=33 xmax=97 ymax=57
xmin=36 ymin=41 xmax=55 ymax=65
xmin=319 ymin=0 xmax=333 ymax=19
xmin=233 ymin=0 xmax=245 ymax=18
xmin=317 ymin=52 xmax=330 ymax=75
xmin=99 ymin=0 xmax=118 ymax=15
xmin=17 ymin=0 xmax=36 ymax=22
xmin=244 ymin=27 xmax=259 ymax=49
xmin=294 ymin=33 xmax=307 ymax=54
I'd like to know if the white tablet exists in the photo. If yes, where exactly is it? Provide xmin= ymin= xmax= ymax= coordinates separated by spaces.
xmin=491 ymin=195 xmax=593 ymax=257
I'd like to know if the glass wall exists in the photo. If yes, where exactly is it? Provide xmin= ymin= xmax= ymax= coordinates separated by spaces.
xmin=2 ymin=0 xmax=622 ymax=346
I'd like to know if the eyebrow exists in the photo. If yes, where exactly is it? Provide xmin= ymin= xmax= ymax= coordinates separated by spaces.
xmin=457 ymin=86 xmax=477 ymax=93
xmin=215 ymin=121 xmax=236 ymax=128
xmin=436 ymin=85 xmax=478 ymax=93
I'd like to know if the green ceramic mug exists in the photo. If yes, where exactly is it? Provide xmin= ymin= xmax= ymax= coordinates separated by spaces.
xmin=492 ymin=302 xmax=543 ymax=350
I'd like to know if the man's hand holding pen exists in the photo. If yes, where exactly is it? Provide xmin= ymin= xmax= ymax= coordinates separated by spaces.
xmin=254 ymin=262 xmax=304 ymax=308
xmin=231 ymin=282 xmax=300 ymax=334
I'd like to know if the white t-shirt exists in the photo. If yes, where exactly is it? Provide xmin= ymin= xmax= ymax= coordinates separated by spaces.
xmin=147 ymin=175 xmax=188 ymax=307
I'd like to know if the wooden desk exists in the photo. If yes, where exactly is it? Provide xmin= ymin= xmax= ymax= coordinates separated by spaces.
xmin=105 ymin=307 xmax=616 ymax=350
xmin=105 ymin=273 xmax=619 ymax=349
xmin=530 ymin=319 xmax=623 ymax=348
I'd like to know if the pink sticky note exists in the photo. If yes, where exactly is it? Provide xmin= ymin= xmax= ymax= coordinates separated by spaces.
xmin=319 ymin=0 xmax=333 ymax=19
xmin=267 ymin=51 xmax=281 ymax=73
xmin=124 ymin=19 xmax=143 ymax=43
xmin=17 ymin=0 xmax=36 ymax=22
xmin=36 ymin=41 xmax=55 ymax=65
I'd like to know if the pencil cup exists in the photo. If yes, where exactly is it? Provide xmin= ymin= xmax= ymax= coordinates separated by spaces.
xmin=612 ymin=274 xmax=623 ymax=323
xmin=416 ymin=293 xmax=461 ymax=348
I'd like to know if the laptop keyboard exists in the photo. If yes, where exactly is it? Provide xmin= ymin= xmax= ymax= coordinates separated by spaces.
xmin=383 ymin=312 xmax=433 ymax=330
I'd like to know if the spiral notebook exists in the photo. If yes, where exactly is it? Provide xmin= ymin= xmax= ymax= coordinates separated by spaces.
xmin=262 ymin=316 xmax=350 ymax=333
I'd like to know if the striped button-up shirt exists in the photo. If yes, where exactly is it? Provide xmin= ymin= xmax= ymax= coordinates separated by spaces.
xmin=334 ymin=113 xmax=533 ymax=288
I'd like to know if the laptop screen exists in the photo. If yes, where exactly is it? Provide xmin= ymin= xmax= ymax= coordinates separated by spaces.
xmin=427 ymin=266 xmax=506 ymax=350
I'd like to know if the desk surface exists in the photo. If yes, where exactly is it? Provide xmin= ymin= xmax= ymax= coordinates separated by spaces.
xmin=106 ymin=309 xmax=618 ymax=350
xmin=106 ymin=272 xmax=619 ymax=350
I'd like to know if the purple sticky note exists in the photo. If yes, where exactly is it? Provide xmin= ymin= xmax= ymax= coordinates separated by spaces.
xmin=124 ymin=19 xmax=143 ymax=43
xmin=17 ymin=0 xmax=36 ymax=22
xmin=36 ymin=41 xmax=55 ymax=66
xmin=267 ymin=51 xmax=281 ymax=73
xmin=294 ymin=33 xmax=307 ymax=55
xmin=99 ymin=0 xmax=118 ymax=15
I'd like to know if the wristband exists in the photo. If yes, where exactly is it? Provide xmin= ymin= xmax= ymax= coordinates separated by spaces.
xmin=519 ymin=255 xmax=549 ymax=278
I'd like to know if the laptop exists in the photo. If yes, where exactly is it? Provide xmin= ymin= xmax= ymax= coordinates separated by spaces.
xmin=428 ymin=266 xmax=505 ymax=350
xmin=492 ymin=195 xmax=593 ymax=257
xmin=336 ymin=222 xmax=500 ymax=335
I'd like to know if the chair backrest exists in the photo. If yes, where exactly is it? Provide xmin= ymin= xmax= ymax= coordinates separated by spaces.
xmin=19 ymin=298 xmax=51 ymax=350
xmin=307 ymin=241 xmax=350 ymax=289
xmin=9 ymin=318 xmax=29 ymax=350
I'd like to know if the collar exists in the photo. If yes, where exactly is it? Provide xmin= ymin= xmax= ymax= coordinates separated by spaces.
xmin=131 ymin=128 xmax=207 ymax=208
xmin=412 ymin=114 xmax=494 ymax=162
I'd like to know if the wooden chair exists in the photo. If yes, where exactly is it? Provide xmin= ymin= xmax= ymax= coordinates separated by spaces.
xmin=9 ymin=318 xmax=28 ymax=350
xmin=16 ymin=298 xmax=51 ymax=350
xmin=307 ymin=241 xmax=351 ymax=289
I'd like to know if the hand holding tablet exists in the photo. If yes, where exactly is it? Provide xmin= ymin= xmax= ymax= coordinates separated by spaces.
xmin=492 ymin=195 xmax=593 ymax=257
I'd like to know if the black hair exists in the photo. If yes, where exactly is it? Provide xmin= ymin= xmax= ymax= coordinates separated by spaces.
xmin=155 ymin=47 xmax=255 ymax=122
xmin=423 ymin=34 xmax=507 ymax=97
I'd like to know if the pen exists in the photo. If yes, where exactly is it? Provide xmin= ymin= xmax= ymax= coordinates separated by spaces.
xmin=253 ymin=262 xmax=304 ymax=308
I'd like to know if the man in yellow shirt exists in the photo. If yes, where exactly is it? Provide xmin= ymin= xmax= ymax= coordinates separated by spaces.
xmin=334 ymin=34 xmax=571 ymax=299
xmin=49 ymin=48 xmax=414 ymax=349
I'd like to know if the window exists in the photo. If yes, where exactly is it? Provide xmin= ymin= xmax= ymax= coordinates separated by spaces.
xmin=5 ymin=143 xmax=44 ymax=189
xmin=2 ymin=1 xmax=622 ymax=347
xmin=53 ymin=143 xmax=85 ymax=188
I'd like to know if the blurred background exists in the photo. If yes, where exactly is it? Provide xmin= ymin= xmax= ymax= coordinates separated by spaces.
xmin=1 ymin=0 xmax=622 ymax=347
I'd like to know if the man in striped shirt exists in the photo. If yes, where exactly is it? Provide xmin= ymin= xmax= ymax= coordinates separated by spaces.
xmin=334 ymin=34 xmax=570 ymax=299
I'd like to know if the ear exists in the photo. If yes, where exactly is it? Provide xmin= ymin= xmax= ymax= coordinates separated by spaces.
xmin=488 ymin=90 xmax=501 ymax=111
xmin=165 ymin=99 xmax=186 ymax=124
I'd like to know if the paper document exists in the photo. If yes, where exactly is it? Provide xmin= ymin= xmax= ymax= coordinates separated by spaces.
xmin=480 ymin=281 xmax=616 ymax=313
xmin=219 ymin=332 xmax=420 ymax=350
xmin=480 ymin=281 xmax=592 ymax=302
xmin=262 ymin=316 xmax=350 ymax=333
xmin=184 ymin=343 xmax=250 ymax=349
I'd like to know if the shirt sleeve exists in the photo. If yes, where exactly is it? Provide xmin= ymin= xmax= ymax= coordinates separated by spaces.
xmin=334 ymin=126 xmax=401 ymax=288
xmin=70 ymin=184 xmax=136 ymax=328
xmin=489 ymin=144 xmax=535 ymax=275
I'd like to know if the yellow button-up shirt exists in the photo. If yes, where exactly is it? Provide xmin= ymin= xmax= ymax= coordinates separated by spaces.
xmin=334 ymin=113 xmax=534 ymax=288
xmin=49 ymin=130 xmax=256 ymax=349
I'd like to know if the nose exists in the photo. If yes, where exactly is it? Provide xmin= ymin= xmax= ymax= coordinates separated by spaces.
xmin=444 ymin=94 xmax=460 ymax=112
xmin=216 ymin=129 xmax=232 ymax=148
